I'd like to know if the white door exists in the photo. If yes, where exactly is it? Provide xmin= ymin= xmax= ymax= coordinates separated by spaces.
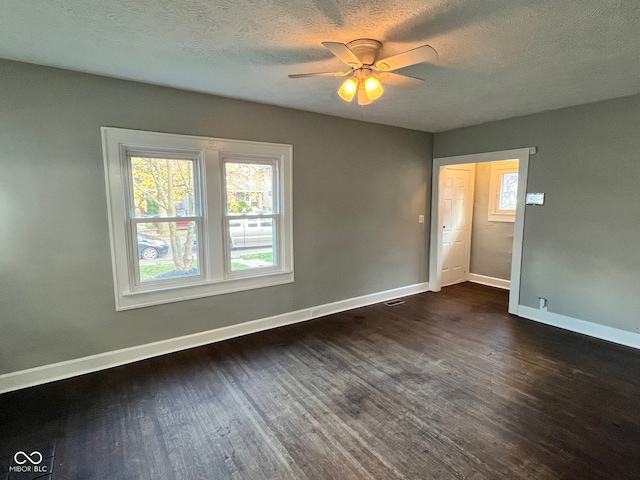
xmin=440 ymin=164 xmax=474 ymax=287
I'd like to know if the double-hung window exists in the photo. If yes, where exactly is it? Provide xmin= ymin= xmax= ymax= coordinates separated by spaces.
xmin=102 ymin=128 xmax=293 ymax=310
xmin=488 ymin=160 xmax=519 ymax=222
xmin=222 ymin=159 xmax=280 ymax=275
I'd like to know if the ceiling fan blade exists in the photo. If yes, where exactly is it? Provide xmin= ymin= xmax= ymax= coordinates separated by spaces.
xmin=377 ymin=72 xmax=424 ymax=89
xmin=375 ymin=44 xmax=437 ymax=71
xmin=288 ymin=71 xmax=352 ymax=78
xmin=322 ymin=42 xmax=363 ymax=68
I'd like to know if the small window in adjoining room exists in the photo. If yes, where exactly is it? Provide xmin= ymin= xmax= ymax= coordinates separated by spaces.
xmin=488 ymin=160 xmax=519 ymax=222
xmin=102 ymin=127 xmax=293 ymax=310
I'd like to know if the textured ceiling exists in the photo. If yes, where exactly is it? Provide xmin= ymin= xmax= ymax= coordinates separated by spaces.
xmin=2 ymin=0 xmax=640 ymax=132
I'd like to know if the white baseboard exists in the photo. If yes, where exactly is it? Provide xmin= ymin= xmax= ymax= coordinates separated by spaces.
xmin=468 ymin=273 xmax=511 ymax=290
xmin=518 ymin=306 xmax=640 ymax=350
xmin=0 ymin=282 xmax=429 ymax=394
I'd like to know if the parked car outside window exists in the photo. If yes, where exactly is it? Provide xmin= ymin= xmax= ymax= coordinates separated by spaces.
xmin=229 ymin=217 xmax=273 ymax=248
xmin=137 ymin=234 xmax=170 ymax=260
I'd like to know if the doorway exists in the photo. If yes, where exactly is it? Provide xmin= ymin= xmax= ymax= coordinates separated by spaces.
xmin=429 ymin=148 xmax=533 ymax=314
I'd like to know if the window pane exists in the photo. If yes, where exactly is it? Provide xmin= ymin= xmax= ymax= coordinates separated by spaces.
xmin=131 ymin=157 xmax=196 ymax=219
xmin=228 ymin=219 xmax=276 ymax=271
xmin=136 ymin=222 xmax=199 ymax=282
xmin=225 ymin=162 xmax=274 ymax=214
xmin=499 ymin=173 xmax=518 ymax=211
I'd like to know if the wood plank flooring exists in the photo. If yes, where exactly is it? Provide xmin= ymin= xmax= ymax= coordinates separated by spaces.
xmin=1 ymin=282 xmax=639 ymax=479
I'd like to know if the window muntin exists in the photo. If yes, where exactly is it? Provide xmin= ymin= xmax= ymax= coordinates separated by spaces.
xmin=101 ymin=127 xmax=293 ymax=310
xmin=488 ymin=160 xmax=519 ymax=222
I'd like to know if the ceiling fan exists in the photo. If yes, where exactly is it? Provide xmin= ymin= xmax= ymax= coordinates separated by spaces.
xmin=289 ymin=38 xmax=437 ymax=106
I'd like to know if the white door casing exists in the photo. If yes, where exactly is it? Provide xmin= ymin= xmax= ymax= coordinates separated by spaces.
xmin=440 ymin=164 xmax=475 ymax=287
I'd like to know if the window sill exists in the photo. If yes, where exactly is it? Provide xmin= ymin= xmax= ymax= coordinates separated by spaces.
xmin=116 ymin=271 xmax=294 ymax=310
xmin=487 ymin=214 xmax=516 ymax=223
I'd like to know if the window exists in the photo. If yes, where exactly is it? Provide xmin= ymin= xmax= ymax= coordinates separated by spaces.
xmin=102 ymin=128 xmax=293 ymax=310
xmin=223 ymin=159 xmax=278 ymax=273
xmin=488 ymin=160 xmax=519 ymax=222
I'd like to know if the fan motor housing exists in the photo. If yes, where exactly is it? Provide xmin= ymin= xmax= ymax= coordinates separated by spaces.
xmin=346 ymin=38 xmax=383 ymax=65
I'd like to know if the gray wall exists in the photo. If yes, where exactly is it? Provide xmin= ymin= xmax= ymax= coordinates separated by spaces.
xmin=435 ymin=95 xmax=640 ymax=334
xmin=0 ymin=59 xmax=433 ymax=374
xmin=470 ymin=162 xmax=514 ymax=280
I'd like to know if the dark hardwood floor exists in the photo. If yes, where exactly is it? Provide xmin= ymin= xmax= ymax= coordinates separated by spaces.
xmin=1 ymin=282 xmax=639 ymax=479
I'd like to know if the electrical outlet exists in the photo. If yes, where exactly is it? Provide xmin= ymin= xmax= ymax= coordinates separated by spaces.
xmin=539 ymin=297 xmax=548 ymax=311
xmin=418 ymin=215 xmax=425 ymax=224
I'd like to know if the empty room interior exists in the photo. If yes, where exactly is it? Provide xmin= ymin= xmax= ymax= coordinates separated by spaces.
xmin=1 ymin=1 xmax=640 ymax=479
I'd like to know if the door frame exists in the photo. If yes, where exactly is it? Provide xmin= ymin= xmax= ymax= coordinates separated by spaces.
xmin=429 ymin=148 xmax=533 ymax=314
xmin=439 ymin=163 xmax=476 ymax=287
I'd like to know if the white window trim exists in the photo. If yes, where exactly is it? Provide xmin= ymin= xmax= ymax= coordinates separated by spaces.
xmin=488 ymin=160 xmax=519 ymax=222
xmin=102 ymin=127 xmax=294 ymax=311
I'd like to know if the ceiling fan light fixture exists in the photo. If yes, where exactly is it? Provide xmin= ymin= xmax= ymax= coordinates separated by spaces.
xmin=291 ymin=38 xmax=435 ymax=106
xmin=357 ymin=86 xmax=373 ymax=106
xmin=364 ymin=75 xmax=384 ymax=100
xmin=338 ymin=77 xmax=358 ymax=102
